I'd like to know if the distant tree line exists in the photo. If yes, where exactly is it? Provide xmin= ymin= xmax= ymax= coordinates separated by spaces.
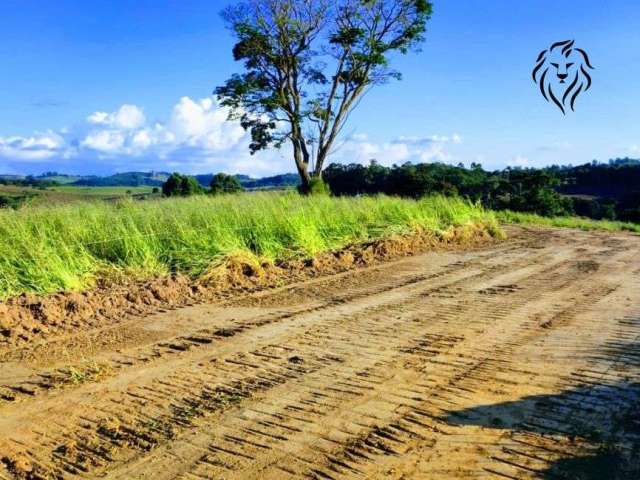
xmin=324 ymin=158 xmax=640 ymax=222
xmin=72 ymin=172 xmax=167 ymax=187
xmin=0 ymin=176 xmax=59 ymax=189
xmin=193 ymin=173 xmax=299 ymax=190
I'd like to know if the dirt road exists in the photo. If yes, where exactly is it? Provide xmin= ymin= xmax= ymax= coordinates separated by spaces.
xmin=1 ymin=226 xmax=639 ymax=479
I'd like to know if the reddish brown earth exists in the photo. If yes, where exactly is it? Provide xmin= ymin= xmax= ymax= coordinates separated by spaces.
xmin=0 ymin=226 xmax=638 ymax=479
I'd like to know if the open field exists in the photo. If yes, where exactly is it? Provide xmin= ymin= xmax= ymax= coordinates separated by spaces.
xmin=0 ymin=193 xmax=499 ymax=299
xmin=0 ymin=226 xmax=638 ymax=479
xmin=52 ymin=186 xmax=157 ymax=197
xmin=0 ymin=185 xmax=157 ymax=207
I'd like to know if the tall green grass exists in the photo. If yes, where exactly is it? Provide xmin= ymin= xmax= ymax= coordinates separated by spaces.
xmin=0 ymin=193 xmax=500 ymax=299
xmin=496 ymin=210 xmax=640 ymax=233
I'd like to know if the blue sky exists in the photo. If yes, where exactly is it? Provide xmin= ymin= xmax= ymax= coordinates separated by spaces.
xmin=0 ymin=0 xmax=638 ymax=176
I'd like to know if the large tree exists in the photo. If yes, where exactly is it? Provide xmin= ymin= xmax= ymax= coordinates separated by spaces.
xmin=216 ymin=0 xmax=433 ymax=193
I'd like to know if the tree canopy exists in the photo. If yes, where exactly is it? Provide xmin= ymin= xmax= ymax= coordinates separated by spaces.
xmin=210 ymin=173 xmax=245 ymax=195
xmin=162 ymin=173 xmax=204 ymax=197
xmin=323 ymin=160 xmax=640 ymax=220
xmin=216 ymin=0 xmax=433 ymax=192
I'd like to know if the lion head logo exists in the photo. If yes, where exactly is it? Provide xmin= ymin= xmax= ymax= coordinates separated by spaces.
xmin=532 ymin=40 xmax=594 ymax=114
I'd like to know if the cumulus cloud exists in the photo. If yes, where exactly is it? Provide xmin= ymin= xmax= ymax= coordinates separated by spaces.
xmin=82 ymin=130 xmax=126 ymax=153
xmin=78 ymin=97 xmax=250 ymax=166
xmin=0 ymin=97 xmax=463 ymax=175
xmin=332 ymin=133 xmax=463 ymax=166
xmin=0 ymin=131 xmax=66 ymax=161
xmin=87 ymin=104 xmax=146 ymax=130
xmin=169 ymin=97 xmax=246 ymax=151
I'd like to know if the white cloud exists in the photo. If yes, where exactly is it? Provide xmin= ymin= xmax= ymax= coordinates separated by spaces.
xmin=131 ymin=129 xmax=153 ymax=150
xmin=78 ymin=97 xmax=249 ymax=163
xmin=87 ymin=104 xmax=146 ymax=130
xmin=332 ymin=133 xmax=463 ymax=166
xmin=169 ymin=97 xmax=245 ymax=150
xmin=82 ymin=130 xmax=126 ymax=153
xmin=0 ymin=97 xmax=463 ymax=176
xmin=0 ymin=131 xmax=66 ymax=161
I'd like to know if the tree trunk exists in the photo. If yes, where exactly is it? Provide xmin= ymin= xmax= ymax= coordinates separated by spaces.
xmin=292 ymin=138 xmax=312 ymax=193
xmin=293 ymin=144 xmax=329 ymax=195
xmin=314 ymin=148 xmax=328 ymax=179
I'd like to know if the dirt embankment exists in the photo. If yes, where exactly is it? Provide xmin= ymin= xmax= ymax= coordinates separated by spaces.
xmin=0 ymin=224 xmax=497 ymax=350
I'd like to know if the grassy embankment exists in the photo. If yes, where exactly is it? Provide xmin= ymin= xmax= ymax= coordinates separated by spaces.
xmin=0 ymin=193 xmax=500 ymax=300
xmin=497 ymin=210 xmax=640 ymax=233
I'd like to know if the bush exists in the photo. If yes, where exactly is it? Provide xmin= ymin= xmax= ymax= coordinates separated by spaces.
xmin=210 ymin=173 xmax=244 ymax=195
xmin=0 ymin=194 xmax=33 ymax=209
xmin=162 ymin=173 xmax=203 ymax=197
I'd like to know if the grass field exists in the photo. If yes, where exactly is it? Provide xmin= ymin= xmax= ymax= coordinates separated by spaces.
xmin=53 ymin=185 xmax=156 ymax=196
xmin=0 ymin=193 xmax=500 ymax=299
xmin=497 ymin=210 xmax=640 ymax=233
xmin=0 ymin=184 xmax=158 ymax=207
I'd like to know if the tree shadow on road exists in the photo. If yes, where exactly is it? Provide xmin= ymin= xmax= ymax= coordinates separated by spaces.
xmin=545 ymin=448 xmax=630 ymax=480
xmin=442 ymin=338 xmax=640 ymax=479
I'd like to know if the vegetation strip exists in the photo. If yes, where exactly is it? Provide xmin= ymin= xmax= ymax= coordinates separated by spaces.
xmin=0 ymin=193 xmax=500 ymax=301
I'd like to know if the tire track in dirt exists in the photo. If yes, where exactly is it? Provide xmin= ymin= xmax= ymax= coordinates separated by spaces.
xmin=1 ymin=227 xmax=639 ymax=479
xmin=0 ymin=239 xmax=553 ymax=403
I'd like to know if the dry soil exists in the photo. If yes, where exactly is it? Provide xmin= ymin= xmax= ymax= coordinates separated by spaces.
xmin=0 ymin=226 xmax=638 ymax=479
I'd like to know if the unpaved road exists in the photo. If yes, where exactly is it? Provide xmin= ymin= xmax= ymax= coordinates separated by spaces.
xmin=1 ymin=226 xmax=639 ymax=479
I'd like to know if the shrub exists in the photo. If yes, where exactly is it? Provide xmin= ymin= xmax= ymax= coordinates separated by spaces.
xmin=162 ymin=173 xmax=203 ymax=197
xmin=210 ymin=173 xmax=244 ymax=195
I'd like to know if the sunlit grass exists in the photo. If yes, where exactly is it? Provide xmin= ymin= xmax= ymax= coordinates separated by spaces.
xmin=0 ymin=192 xmax=499 ymax=299
xmin=54 ymin=186 xmax=155 ymax=196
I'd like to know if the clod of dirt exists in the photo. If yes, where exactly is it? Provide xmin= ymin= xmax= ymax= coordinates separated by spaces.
xmin=576 ymin=260 xmax=601 ymax=273
xmin=0 ymin=443 xmax=39 ymax=480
